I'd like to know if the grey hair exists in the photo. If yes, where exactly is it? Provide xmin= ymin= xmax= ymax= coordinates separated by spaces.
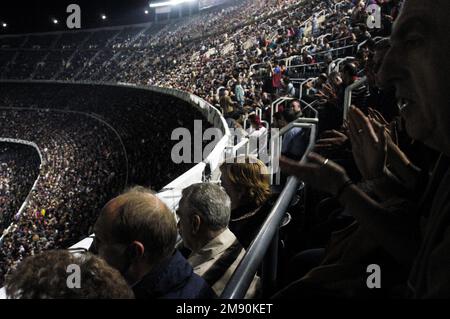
xmin=181 ymin=183 xmax=231 ymax=231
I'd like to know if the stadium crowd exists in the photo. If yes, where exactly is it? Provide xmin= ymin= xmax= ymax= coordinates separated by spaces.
xmin=0 ymin=85 xmax=212 ymax=286
xmin=2 ymin=0 xmax=450 ymax=301
xmin=0 ymin=143 xmax=40 ymax=233
xmin=0 ymin=109 xmax=126 ymax=285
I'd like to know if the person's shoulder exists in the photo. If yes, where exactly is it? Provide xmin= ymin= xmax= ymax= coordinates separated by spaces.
xmin=184 ymin=270 xmax=217 ymax=299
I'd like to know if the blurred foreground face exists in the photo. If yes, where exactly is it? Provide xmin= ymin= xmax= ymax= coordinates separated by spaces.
xmin=5 ymin=250 xmax=134 ymax=299
xmin=378 ymin=0 xmax=450 ymax=153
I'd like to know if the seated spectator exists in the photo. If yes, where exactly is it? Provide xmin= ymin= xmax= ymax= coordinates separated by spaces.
xmin=177 ymin=183 xmax=260 ymax=298
xmin=92 ymin=186 xmax=215 ymax=299
xmin=220 ymin=156 xmax=273 ymax=248
xmin=289 ymin=100 xmax=303 ymax=118
xmin=246 ymin=114 xmax=268 ymax=158
xmin=305 ymin=73 xmax=328 ymax=97
xmin=5 ymin=250 xmax=134 ymax=299
xmin=273 ymin=108 xmax=308 ymax=161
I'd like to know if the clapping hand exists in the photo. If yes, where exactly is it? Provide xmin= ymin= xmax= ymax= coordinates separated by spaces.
xmin=315 ymin=129 xmax=349 ymax=150
xmin=280 ymin=153 xmax=350 ymax=196
xmin=347 ymin=106 xmax=387 ymax=180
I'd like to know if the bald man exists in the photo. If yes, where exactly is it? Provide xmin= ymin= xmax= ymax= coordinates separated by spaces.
xmin=92 ymin=186 xmax=215 ymax=299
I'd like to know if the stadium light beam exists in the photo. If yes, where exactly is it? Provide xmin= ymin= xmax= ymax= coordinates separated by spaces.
xmin=149 ymin=0 xmax=196 ymax=8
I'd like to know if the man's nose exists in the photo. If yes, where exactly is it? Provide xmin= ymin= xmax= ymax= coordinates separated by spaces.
xmin=377 ymin=45 xmax=402 ymax=90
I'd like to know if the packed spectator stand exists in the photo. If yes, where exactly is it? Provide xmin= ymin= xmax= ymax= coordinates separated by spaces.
xmin=2 ymin=0 xmax=446 ymax=300
xmin=0 ymin=84 xmax=213 ymax=287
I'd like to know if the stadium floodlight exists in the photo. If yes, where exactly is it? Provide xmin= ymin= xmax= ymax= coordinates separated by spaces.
xmin=52 ymin=19 xmax=59 ymax=24
xmin=145 ymin=10 xmax=149 ymax=14
xmin=101 ymin=14 xmax=107 ymax=20
xmin=1 ymin=23 xmax=6 ymax=28
xmin=149 ymin=0 xmax=197 ymax=8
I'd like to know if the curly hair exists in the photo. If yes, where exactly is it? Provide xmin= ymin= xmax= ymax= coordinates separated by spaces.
xmin=220 ymin=155 xmax=271 ymax=207
xmin=5 ymin=250 xmax=134 ymax=299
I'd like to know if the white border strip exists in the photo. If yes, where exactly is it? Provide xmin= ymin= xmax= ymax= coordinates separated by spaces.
xmin=0 ymin=138 xmax=44 ymax=243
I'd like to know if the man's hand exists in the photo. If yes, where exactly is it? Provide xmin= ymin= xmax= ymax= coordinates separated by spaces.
xmin=347 ymin=106 xmax=387 ymax=180
xmin=280 ymin=153 xmax=350 ymax=196
xmin=315 ymin=129 xmax=349 ymax=150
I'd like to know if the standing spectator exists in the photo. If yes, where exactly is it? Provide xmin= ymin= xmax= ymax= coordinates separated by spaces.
xmin=269 ymin=62 xmax=284 ymax=95
xmin=220 ymin=90 xmax=236 ymax=117
xmin=234 ymin=79 xmax=245 ymax=108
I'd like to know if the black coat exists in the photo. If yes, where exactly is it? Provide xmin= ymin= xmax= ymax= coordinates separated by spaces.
xmin=132 ymin=250 xmax=216 ymax=299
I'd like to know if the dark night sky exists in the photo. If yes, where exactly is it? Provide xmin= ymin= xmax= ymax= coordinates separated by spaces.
xmin=0 ymin=1 xmax=160 ymax=34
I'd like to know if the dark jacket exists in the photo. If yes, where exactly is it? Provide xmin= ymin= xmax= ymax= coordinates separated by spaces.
xmin=409 ymin=155 xmax=450 ymax=298
xmin=229 ymin=198 xmax=274 ymax=249
xmin=132 ymin=250 xmax=216 ymax=299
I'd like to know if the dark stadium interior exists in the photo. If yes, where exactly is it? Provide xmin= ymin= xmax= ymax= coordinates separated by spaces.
xmin=0 ymin=0 xmax=450 ymax=302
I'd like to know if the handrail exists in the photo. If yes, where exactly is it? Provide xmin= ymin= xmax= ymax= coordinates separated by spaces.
xmin=288 ymin=61 xmax=325 ymax=70
xmin=221 ymin=119 xmax=318 ymax=299
xmin=357 ymin=36 xmax=384 ymax=52
xmin=249 ymin=62 xmax=269 ymax=75
xmin=300 ymin=99 xmax=319 ymax=119
xmin=270 ymin=97 xmax=295 ymax=124
xmin=343 ymin=76 xmax=367 ymax=121
xmin=327 ymin=35 xmax=353 ymax=47
xmin=334 ymin=1 xmax=346 ymax=11
xmin=335 ymin=56 xmax=356 ymax=73
xmin=255 ymin=107 xmax=262 ymax=120
xmin=285 ymin=55 xmax=300 ymax=68
xmin=235 ymin=61 xmax=246 ymax=68
xmin=317 ymin=33 xmax=331 ymax=44
xmin=311 ymin=44 xmax=356 ymax=58
xmin=328 ymin=57 xmax=343 ymax=74
xmin=299 ymin=77 xmax=317 ymax=100
xmin=225 ymin=137 xmax=250 ymax=159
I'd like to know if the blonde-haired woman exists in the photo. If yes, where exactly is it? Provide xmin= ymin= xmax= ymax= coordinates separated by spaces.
xmin=219 ymin=156 xmax=273 ymax=248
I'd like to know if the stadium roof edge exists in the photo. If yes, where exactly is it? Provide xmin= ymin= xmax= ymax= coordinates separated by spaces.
xmin=0 ymin=16 xmax=188 ymax=38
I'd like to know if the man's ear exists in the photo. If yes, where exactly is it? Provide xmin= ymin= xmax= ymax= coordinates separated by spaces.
xmin=191 ymin=214 xmax=201 ymax=235
xmin=128 ymin=241 xmax=145 ymax=260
